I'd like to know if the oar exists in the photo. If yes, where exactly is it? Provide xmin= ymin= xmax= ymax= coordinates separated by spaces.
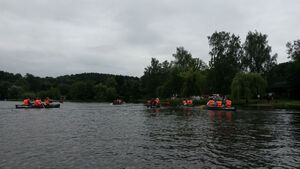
xmin=41 ymin=102 xmax=45 ymax=108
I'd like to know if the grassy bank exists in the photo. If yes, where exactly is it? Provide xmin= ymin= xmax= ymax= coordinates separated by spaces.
xmin=235 ymin=99 xmax=300 ymax=109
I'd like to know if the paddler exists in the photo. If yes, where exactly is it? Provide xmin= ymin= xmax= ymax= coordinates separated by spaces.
xmin=216 ymin=100 xmax=222 ymax=107
xmin=225 ymin=99 xmax=232 ymax=107
xmin=44 ymin=97 xmax=52 ymax=105
xmin=24 ymin=97 xmax=32 ymax=106
xmin=207 ymin=99 xmax=215 ymax=107
xmin=34 ymin=97 xmax=43 ymax=107
xmin=155 ymin=98 xmax=160 ymax=105
xmin=183 ymin=99 xmax=187 ymax=105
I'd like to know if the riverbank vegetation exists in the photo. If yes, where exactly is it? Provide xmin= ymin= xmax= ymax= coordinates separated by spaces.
xmin=0 ymin=31 xmax=299 ymax=104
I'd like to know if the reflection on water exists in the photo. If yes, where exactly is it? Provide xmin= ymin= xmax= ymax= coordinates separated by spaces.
xmin=0 ymin=101 xmax=299 ymax=169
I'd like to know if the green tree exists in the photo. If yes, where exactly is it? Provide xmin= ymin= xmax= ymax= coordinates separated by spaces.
xmin=231 ymin=72 xmax=267 ymax=103
xmin=242 ymin=31 xmax=277 ymax=73
xmin=105 ymin=77 xmax=117 ymax=88
xmin=8 ymin=85 xmax=23 ymax=99
xmin=286 ymin=39 xmax=300 ymax=62
xmin=105 ymin=87 xmax=117 ymax=101
xmin=179 ymin=70 xmax=207 ymax=97
xmin=70 ymin=82 xmax=88 ymax=100
xmin=141 ymin=58 xmax=170 ymax=97
xmin=94 ymin=83 xmax=107 ymax=101
xmin=208 ymin=31 xmax=242 ymax=94
xmin=286 ymin=39 xmax=300 ymax=99
xmin=0 ymin=81 xmax=10 ymax=99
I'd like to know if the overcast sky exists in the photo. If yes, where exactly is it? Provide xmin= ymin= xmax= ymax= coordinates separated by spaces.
xmin=0 ymin=0 xmax=299 ymax=77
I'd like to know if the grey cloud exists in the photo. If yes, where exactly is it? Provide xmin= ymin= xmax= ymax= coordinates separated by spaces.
xmin=0 ymin=0 xmax=299 ymax=77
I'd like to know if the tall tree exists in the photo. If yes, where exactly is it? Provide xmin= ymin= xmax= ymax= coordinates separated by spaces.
xmin=141 ymin=58 xmax=170 ymax=97
xmin=242 ymin=31 xmax=277 ymax=73
xmin=286 ymin=39 xmax=300 ymax=62
xmin=286 ymin=39 xmax=300 ymax=99
xmin=208 ymin=31 xmax=242 ymax=94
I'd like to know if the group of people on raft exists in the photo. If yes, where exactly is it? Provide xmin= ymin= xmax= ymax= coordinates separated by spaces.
xmin=207 ymin=99 xmax=232 ymax=107
xmin=113 ymin=99 xmax=123 ymax=104
xmin=147 ymin=98 xmax=160 ymax=106
xmin=182 ymin=99 xmax=193 ymax=105
xmin=23 ymin=97 xmax=53 ymax=107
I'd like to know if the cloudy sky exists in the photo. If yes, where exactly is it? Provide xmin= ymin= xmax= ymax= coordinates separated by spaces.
xmin=0 ymin=0 xmax=299 ymax=77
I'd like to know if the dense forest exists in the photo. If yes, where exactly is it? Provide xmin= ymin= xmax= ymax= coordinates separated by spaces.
xmin=0 ymin=31 xmax=299 ymax=102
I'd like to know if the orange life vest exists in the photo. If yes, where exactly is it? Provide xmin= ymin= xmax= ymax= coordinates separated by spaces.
xmin=189 ymin=100 xmax=193 ymax=104
xmin=45 ymin=99 xmax=51 ymax=105
xmin=208 ymin=100 xmax=215 ymax=107
xmin=225 ymin=100 xmax=232 ymax=107
xmin=34 ymin=100 xmax=42 ymax=107
xmin=24 ymin=99 xmax=30 ymax=106
xmin=216 ymin=101 xmax=222 ymax=107
xmin=183 ymin=100 xmax=186 ymax=104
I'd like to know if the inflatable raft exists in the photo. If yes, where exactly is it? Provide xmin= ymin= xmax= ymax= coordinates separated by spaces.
xmin=15 ymin=104 xmax=60 ymax=109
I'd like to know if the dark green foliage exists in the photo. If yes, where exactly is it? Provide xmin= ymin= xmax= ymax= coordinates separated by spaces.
xmin=0 ymin=70 xmax=140 ymax=101
xmin=0 ymin=32 xmax=298 ymax=102
xmin=242 ymin=31 xmax=277 ymax=73
xmin=8 ymin=85 xmax=23 ymax=99
xmin=286 ymin=39 xmax=300 ymax=62
xmin=207 ymin=31 xmax=242 ymax=95
xmin=143 ymin=47 xmax=208 ymax=98
xmin=141 ymin=58 xmax=170 ymax=97
xmin=231 ymin=72 xmax=267 ymax=102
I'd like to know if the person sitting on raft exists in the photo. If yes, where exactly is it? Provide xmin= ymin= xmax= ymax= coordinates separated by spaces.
xmin=183 ymin=99 xmax=187 ymax=105
xmin=216 ymin=100 xmax=223 ymax=107
xmin=225 ymin=99 xmax=232 ymax=107
xmin=207 ymin=99 xmax=215 ymax=107
xmin=24 ymin=97 xmax=32 ymax=106
xmin=34 ymin=97 xmax=43 ymax=107
xmin=44 ymin=97 xmax=52 ymax=105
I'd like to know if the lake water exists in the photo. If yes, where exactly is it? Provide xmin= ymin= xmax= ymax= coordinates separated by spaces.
xmin=0 ymin=101 xmax=299 ymax=169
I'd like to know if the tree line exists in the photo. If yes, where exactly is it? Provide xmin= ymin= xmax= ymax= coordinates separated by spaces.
xmin=141 ymin=31 xmax=299 ymax=101
xmin=0 ymin=72 xmax=141 ymax=102
xmin=0 ymin=31 xmax=299 ymax=102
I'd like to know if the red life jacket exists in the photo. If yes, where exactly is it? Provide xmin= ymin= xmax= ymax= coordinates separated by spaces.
xmin=216 ymin=101 xmax=222 ymax=107
xmin=24 ymin=99 xmax=30 ymax=106
xmin=208 ymin=100 xmax=215 ymax=107
xmin=225 ymin=100 xmax=232 ymax=107
xmin=34 ymin=100 xmax=42 ymax=107
xmin=45 ymin=99 xmax=51 ymax=105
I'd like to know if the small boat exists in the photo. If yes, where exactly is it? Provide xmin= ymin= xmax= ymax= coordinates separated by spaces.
xmin=113 ymin=99 xmax=124 ymax=105
xmin=204 ymin=106 xmax=236 ymax=111
xmin=145 ymin=104 xmax=160 ymax=108
xmin=183 ymin=103 xmax=194 ymax=107
xmin=15 ymin=104 xmax=60 ymax=109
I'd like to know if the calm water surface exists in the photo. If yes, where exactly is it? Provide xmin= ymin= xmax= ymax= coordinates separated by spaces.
xmin=0 ymin=101 xmax=299 ymax=169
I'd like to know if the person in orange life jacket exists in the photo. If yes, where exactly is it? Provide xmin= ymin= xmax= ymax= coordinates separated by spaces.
xmin=207 ymin=99 xmax=215 ymax=107
xmin=151 ymin=98 xmax=156 ymax=106
xmin=225 ymin=99 xmax=232 ymax=107
xmin=34 ymin=97 xmax=43 ymax=107
xmin=216 ymin=100 xmax=222 ymax=107
xmin=24 ymin=97 xmax=32 ymax=106
xmin=189 ymin=100 xmax=193 ymax=104
xmin=183 ymin=99 xmax=187 ymax=105
xmin=44 ymin=97 xmax=51 ymax=105
xmin=155 ymin=98 xmax=160 ymax=105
